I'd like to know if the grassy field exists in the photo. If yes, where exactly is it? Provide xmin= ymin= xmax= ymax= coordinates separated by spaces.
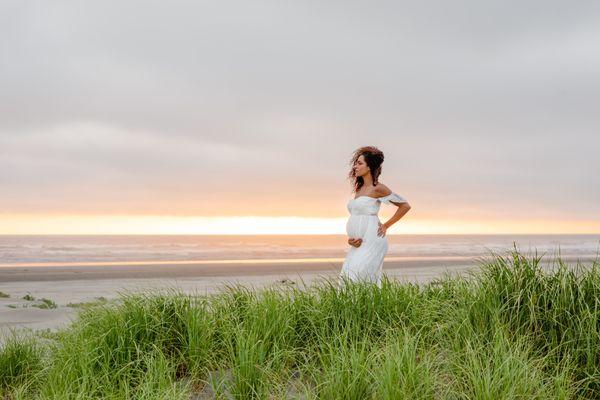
xmin=1 ymin=249 xmax=599 ymax=399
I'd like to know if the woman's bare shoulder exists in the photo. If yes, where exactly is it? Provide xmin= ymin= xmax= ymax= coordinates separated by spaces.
xmin=375 ymin=183 xmax=392 ymax=197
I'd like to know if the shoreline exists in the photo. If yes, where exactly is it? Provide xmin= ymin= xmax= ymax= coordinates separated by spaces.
xmin=0 ymin=256 xmax=477 ymax=282
xmin=1 ymin=254 xmax=595 ymax=282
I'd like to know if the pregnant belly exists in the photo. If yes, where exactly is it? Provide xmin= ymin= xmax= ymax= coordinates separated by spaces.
xmin=346 ymin=215 xmax=375 ymax=239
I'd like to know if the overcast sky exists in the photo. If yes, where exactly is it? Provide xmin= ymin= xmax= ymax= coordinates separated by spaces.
xmin=1 ymin=1 xmax=599 ymax=230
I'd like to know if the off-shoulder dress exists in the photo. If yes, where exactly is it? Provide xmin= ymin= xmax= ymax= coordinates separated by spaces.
xmin=339 ymin=192 xmax=408 ymax=288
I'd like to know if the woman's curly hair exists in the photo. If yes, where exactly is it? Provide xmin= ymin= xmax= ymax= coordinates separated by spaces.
xmin=347 ymin=146 xmax=385 ymax=193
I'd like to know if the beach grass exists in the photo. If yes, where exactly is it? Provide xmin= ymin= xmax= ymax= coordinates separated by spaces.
xmin=0 ymin=248 xmax=598 ymax=399
xmin=30 ymin=298 xmax=58 ymax=310
xmin=66 ymin=296 xmax=109 ymax=309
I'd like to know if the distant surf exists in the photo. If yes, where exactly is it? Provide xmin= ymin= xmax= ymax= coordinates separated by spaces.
xmin=0 ymin=234 xmax=598 ymax=266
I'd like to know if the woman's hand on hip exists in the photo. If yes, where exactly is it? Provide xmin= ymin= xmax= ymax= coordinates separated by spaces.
xmin=377 ymin=222 xmax=387 ymax=237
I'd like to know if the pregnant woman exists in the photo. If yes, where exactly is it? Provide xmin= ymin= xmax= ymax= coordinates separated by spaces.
xmin=339 ymin=146 xmax=412 ymax=288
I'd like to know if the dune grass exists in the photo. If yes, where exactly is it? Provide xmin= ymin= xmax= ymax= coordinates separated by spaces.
xmin=31 ymin=298 xmax=58 ymax=310
xmin=0 ymin=248 xmax=599 ymax=399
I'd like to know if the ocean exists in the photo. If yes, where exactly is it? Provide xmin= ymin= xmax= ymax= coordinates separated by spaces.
xmin=0 ymin=234 xmax=598 ymax=266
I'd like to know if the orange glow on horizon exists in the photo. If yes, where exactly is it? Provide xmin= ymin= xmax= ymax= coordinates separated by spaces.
xmin=1 ymin=214 xmax=599 ymax=235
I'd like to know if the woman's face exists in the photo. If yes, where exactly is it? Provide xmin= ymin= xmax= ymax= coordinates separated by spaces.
xmin=353 ymin=155 xmax=370 ymax=177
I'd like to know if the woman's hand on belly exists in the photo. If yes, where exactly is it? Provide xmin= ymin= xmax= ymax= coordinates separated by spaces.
xmin=348 ymin=238 xmax=363 ymax=247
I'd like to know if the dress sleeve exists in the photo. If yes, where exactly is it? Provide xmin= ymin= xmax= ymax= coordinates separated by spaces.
xmin=378 ymin=192 xmax=408 ymax=205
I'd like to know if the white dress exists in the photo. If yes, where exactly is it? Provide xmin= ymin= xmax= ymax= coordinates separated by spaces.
xmin=339 ymin=192 xmax=408 ymax=288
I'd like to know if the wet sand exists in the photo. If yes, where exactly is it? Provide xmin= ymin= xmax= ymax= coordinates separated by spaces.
xmin=0 ymin=256 xmax=479 ymax=281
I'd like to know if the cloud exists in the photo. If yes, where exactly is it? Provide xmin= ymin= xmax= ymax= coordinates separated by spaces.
xmin=1 ymin=1 xmax=599 ymax=221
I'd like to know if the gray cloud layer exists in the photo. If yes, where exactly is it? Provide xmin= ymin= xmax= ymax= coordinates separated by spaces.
xmin=1 ymin=1 xmax=599 ymax=219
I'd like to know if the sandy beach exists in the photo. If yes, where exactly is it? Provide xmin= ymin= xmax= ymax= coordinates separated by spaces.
xmin=0 ymin=256 xmax=482 ymax=337
xmin=1 ymin=253 xmax=596 ymax=340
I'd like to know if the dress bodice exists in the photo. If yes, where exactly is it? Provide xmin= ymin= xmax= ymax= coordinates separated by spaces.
xmin=346 ymin=192 xmax=408 ymax=216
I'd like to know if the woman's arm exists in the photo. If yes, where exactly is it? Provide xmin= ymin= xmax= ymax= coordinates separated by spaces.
xmin=383 ymin=201 xmax=411 ymax=229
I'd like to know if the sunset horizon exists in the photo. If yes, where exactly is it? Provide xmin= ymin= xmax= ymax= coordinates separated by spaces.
xmin=2 ymin=213 xmax=599 ymax=235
